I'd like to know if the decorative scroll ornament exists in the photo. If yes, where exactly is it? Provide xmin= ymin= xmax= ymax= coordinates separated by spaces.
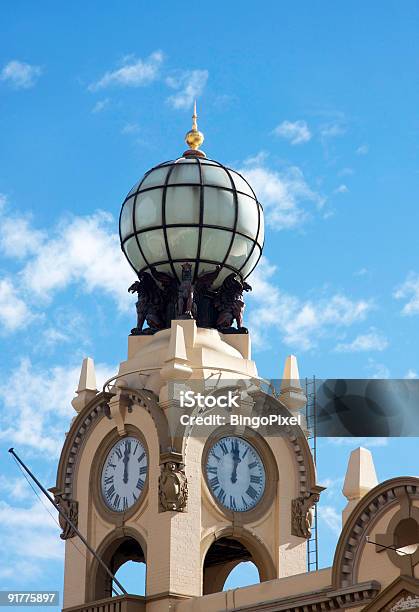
xmin=291 ymin=489 xmax=322 ymax=539
xmin=159 ymin=461 xmax=188 ymax=512
xmin=52 ymin=490 xmax=79 ymax=540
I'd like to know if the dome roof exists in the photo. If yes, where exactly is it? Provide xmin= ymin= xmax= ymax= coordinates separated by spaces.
xmin=119 ymin=155 xmax=264 ymax=289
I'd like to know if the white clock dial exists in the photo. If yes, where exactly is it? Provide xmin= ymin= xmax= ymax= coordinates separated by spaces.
xmin=101 ymin=436 xmax=147 ymax=512
xmin=205 ymin=436 xmax=266 ymax=512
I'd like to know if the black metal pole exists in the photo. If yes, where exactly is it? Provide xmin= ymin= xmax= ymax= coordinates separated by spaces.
xmin=8 ymin=448 xmax=127 ymax=596
xmin=365 ymin=535 xmax=409 ymax=555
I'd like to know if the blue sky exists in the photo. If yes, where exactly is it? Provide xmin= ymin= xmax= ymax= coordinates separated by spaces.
xmin=0 ymin=0 xmax=419 ymax=605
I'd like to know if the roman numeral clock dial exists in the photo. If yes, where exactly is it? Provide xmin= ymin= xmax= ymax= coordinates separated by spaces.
xmin=101 ymin=436 xmax=148 ymax=512
xmin=205 ymin=437 xmax=266 ymax=512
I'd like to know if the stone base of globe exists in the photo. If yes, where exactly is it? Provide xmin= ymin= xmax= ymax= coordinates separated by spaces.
xmin=117 ymin=319 xmax=258 ymax=402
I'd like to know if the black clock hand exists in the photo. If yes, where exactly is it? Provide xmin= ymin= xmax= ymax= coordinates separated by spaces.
xmin=123 ymin=446 xmax=130 ymax=484
xmin=231 ymin=446 xmax=241 ymax=483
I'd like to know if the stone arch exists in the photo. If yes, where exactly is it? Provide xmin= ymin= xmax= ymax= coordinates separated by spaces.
xmin=88 ymin=526 xmax=147 ymax=601
xmin=54 ymin=388 xmax=171 ymax=503
xmin=332 ymin=476 xmax=419 ymax=588
xmin=201 ymin=526 xmax=276 ymax=595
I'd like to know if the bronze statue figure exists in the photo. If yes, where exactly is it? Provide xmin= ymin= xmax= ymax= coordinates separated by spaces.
xmin=177 ymin=263 xmax=195 ymax=318
xmin=128 ymin=264 xmax=251 ymax=335
xmin=128 ymin=273 xmax=164 ymax=335
xmin=214 ymin=273 xmax=252 ymax=333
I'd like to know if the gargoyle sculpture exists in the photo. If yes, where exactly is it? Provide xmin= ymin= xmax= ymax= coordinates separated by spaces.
xmin=128 ymin=265 xmax=250 ymax=334
xmin=214 ymin=273 xmax=252 ymax=333
xmin=194 ymin=265 xmax=221 ymax=326
xmin=177 ymin=263 xmax=195 ymax=318
xmin=128 ymin=273 xmax=164 ymax=334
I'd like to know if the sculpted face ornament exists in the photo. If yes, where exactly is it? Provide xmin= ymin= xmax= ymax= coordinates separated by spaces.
xmin=159 ymin=460 xmax=188 ymax=512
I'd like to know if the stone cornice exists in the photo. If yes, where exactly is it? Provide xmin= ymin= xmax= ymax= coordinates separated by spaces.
xmin=232 ymin=580 xmax=381 ymax=611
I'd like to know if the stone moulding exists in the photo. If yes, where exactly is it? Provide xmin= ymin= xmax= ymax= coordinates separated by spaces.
xmin=231 ymin=580 xmax=380 ymax=612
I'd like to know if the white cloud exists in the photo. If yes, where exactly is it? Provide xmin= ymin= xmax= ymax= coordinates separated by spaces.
xmin=320 ymin=121 xmax=346 ymax=139
xmin=394 ymin=273 xmax=419 ymax=315
xmin=273 ymin=120 xmax=311 ymax=145
xmin=354 ymin=267 xmax=368 ymax=277
xmin=0 ymin=559 xmax=45 ymax=582
xmin=42 ymin=327 xmax=71 ymax=346
xmin=334 ymin=184 xmax=348 ymax=194
xmin=166 ymin=69 xmax=208 ymax=109
xmin=89 ymin=51 xmax=163 ymax=91
xmin=356 ymin=144 xmax=369 ymax=155
xmin=0 ymin=214 xmax=45 ymax=258
xmin=335 ymin=329 xmax=388 ymax=353
xmin=0 ymin=60 xmax=42 ymax=89
xmin=121 ymin=122 xmax=140 ymax=135
xmin=0 ymin=358 xmax=115 ymax=456
xmin=0 ymin=475 xmax=33 ymax=501
xmin=239 ymin=159 xmax=325 ymax=230
xmin=338 ymin=167 xmax=354 ymax=177
xmin=319 ymin=505 xmax=341 ymax=534
xmin=15 ymin=211 xmax=133 ymax=311
xmin=0 ymin=278 xmax=33 ymax=332
xmin=0 ymin=499 xmax=64 ymax=586
xmin=366 ymin=358 xmax=390 ymax=379
xmin=0 ymin=204 xmax=137 ymax=332
xmin=92 ymin=98 xmax=110 ymax=113
xmin=405 ymin=369 xmax=418 ymax=379
xmin=247 ymin=258 xmax=372 ymax=350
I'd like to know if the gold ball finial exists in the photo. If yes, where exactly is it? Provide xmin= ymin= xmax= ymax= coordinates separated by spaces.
xmin=184 ymin=100 xmax=205 ymax=154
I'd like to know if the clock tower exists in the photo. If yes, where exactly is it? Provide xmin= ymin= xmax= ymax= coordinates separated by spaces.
xmin=54 ymin=108 xmax=323 ymax=612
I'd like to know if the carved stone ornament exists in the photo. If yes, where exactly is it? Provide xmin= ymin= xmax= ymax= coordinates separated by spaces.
xmin=51 ymin=490 xmax=79 ymax=540
xmin=128 ymin=265 xmax=252 ymax=335
xmin=159 ymin=460 xmax=188 ymax=512
xmin=390 ymin=593 xmax=419 ymax=611
xmin=291 ymin=489 xmax=322 ymax=539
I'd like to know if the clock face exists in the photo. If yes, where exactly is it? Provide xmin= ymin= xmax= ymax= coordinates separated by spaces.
xmin=205 ymin=436 xmax=266 ymax=512
xmin=101 ymin=436 xmax=148 ymax=512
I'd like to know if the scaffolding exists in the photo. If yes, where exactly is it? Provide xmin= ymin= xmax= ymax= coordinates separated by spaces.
xmin=305 ymin=376 xmax=319 ymax=572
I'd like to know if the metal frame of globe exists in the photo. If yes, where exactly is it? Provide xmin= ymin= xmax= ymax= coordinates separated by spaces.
xmin=119 ymin=156 xmax=264 ymax=286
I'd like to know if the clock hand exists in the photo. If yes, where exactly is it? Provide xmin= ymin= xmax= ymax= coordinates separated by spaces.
xmin=231 ymin=447 xmax=241 ymax=483
xmin=122 ymin=446 xmax=130 ymax=484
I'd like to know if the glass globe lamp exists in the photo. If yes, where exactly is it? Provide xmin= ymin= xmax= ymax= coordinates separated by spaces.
xmin=119 ymin=156 xmax=264 ymax=289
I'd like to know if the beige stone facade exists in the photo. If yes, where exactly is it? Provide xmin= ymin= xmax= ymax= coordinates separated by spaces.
xmin=54 ymin=321 xmax=419 ymax=612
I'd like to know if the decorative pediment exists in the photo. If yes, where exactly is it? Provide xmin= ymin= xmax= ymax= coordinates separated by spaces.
xmin=390 ymin=592 xmax=419 ymax=611
xmin=362 ymin=575 xmax=419 ymax=612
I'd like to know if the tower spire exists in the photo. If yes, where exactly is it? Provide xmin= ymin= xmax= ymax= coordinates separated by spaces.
xmin=192 ymin=100 xmax=198 ymax=131
xmin=184 ymin=100 xmax=205 ymax=155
